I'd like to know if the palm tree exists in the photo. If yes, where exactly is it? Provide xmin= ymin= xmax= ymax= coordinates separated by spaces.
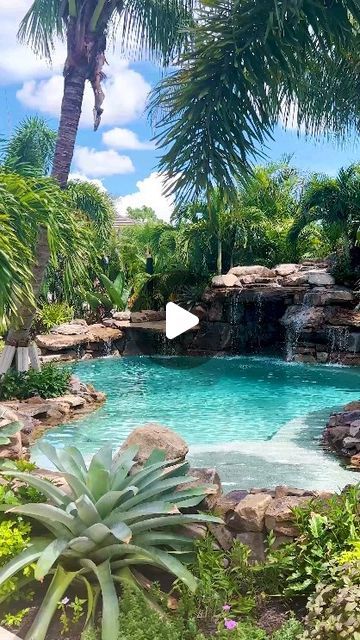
xmin=1 ymin=116 xmax=56 ymax=177
xmin=290 ymin=165 xmax=360 ymax=248
xmin=150 ymin=0 xmax=360 ymax=202
xmin=1 ymin=0 xmax=195 ymax=371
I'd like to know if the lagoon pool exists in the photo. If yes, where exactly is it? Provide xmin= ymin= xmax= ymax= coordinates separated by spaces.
xmin=32 ymin=356 xmax=360 ymax=491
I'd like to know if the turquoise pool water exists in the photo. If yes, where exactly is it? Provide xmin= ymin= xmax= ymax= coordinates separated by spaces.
xmin=32 ymin=356 xmax=360 ymax=490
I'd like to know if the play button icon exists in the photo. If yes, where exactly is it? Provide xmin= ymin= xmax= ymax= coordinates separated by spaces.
xmin=166 ymin=302 xmax=199 ymax=340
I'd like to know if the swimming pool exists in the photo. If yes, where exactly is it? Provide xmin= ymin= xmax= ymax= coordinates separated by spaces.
xmin=32 ymin=356 xmax=360 ymax=491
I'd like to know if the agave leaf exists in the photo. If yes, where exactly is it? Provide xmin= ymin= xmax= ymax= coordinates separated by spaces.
xmin=96 ymin=489 xmax=138 ymax=518
xmin=130 ymin=513 xmax=222 ymax=534
xmin=106 ymin=501 xmax=180 ymax=526
xmin=81 ymin=559 xmax=120 ymax=640
xmin=0 ymin=539 xmax=49 ymax=586
xmin=25 ymin=566 xmax=80 ymax=640
xmin=62 ymin=471 xmax=95 ymax=501
xmin=68 ymin=536 xmax=97 ymax=554
xmin=124 ymin=458 xmax=187 ymax=492
xmin=144 ymin=546 xmax=198 ymax=592
xmin=110 ymin=445 xmax=139 ymax=489
xmin=131 ymin=461 xmax=190 ymax=493
xmin=0 ymin=471 xmax=71 ymax=507
xmin=38 ymin=441 xmax=64 ymax=471
xmin=8 ymin=504 xmax=78 ymax=536
xmin=35 ymin=539 xmax=68 ymax=580
xmin=79 ymin=575 xmax=96 ymax=627
xmin=66 ymin=446 xmax=88 ymax=476
xmin=83 ymin=523 xmax=112 ymax=544
xmin=144 ymin=449 xmax=166 ymax=467
xmin=57 ymin=448 xmax=86 ymax=481
xmin=74 ymin=495 xmax=101 ymax=527
xmin=119 ymin=476 xmax=199 ymax=511
xmin=133 ymin=532 xmax=196 ymax=550
xmin=88 ymin=446 xmax=112 ymax=500
xmin=92 ymin=543 xmax=148 ymax=564
xmin=109 ymin=521 xmax=132 ymax=544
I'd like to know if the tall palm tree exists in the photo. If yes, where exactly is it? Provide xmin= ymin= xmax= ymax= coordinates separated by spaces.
xmin=1 ymin=0 xmax=195 ymax=370
xmin=150 ymin=0 xmax=360 ymax=202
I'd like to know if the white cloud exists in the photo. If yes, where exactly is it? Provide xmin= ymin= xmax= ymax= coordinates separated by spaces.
xmin=103 ymin=127 xmax=155 ymax=150
xmin=115 ymin=172 xmax=175 ymax=222
xmin=69 ymin=173 xmax=107 ymax=192
xmin=73 ymin=147 xmax=135 ymax=177
xmin=0 ymin=0 xmax=66 ymax=84
xmin=16 ymin=61 xmax=151 ymax=128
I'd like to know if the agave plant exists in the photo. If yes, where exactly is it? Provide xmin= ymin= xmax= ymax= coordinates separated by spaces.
xmin=0 ymin=443 xmax=220 ymax=640
xmin=0 ymin=421 xmax=21 ymax=446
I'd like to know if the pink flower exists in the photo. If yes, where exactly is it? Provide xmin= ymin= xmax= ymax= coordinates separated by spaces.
xmin=222 ymin=604 xmax=231 ymax=612
xmin=224 ymin=619 xmax=237 ymax=630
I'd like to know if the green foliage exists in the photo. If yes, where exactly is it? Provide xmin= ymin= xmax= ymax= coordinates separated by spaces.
xmin=0 ymin=459 xmax=44 ymax=505
xmin=1 ymin=607 xmax=30 ymax=629
xmin=301 ymin=562 xmax=360 ymax=640
xmin=1 ymin=116 xmax=56 ymax=177
xmin=0 ymin=519 xmax=32 ymax=601
xmin=337 ymin=541 xmax=360 ymax=565
xmin=36 ymin=302 xmax=73 ymax=331
xmin=85 ymin=272 xmax=129 ymax=313
xmin=0 ymin=364 xmax=71 ymax=401
xmin=0 ymin=443 xmax=220 ymax=640
xmin=265 ymin=485 xmax=360 ymax=597
xmin=272 ymin=619 xmax=303 ymax=640
xmin=58 ymin=595 xmax=87 ymax=635
xmin=127 ymin=206 xmax=158 ymax=223
xmin=176 ymin=537 xmax=257 ymax=625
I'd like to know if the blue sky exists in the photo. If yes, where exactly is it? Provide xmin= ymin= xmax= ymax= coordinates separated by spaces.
xmin=1 ymin=1 xmax=359 ymax=221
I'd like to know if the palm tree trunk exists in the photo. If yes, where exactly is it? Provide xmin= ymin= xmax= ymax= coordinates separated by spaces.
xmin=217 ymin=234 xmax=222 ymax=275
xmin=2 ymin=68 xmax=86 ymax=366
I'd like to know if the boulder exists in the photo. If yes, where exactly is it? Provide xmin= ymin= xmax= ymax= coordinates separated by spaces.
xmin=236 ymin=532 xmax=266 ymax=563
xmin=184 ymin=467 xmax=222 ymax=510
xmin=281 ymin=305 xmax=325 ymax=330
xmin=306 ymin=270 xmax=335 ymax=286
xmin=215 ymin=490 xmax=248 ymax=517
xmin=116 ymin=423 xmax=189 ymax=466
xmin=303 ymin=287 xmax=353 ymax=307
xmin=208 ymin=523 xmax=234 ymax=551
xmin=344 ymin=400 xmax=360 ymax=411
xmin=211 ymin=274 xmax=239 ymax=288
xmin=282 ymin=273 xmax=309 ymax=286
xmin=229 ymin=265 xmax=275 ymax=278
xmin=56 ymin=394 xmax=86 ymax=409
xmin=130 ymin=310 xmax=166 ymax=323
xmin=349 ymin=420 xmax=360 ymax=437
xmin=350 ymin=453 xmax=360 ymax=467
xmin=265 ymin=496 xmax=310 ymax=536
xmin=112 ymin=310 xmax=131 ymax=321
xmin=326 ymin=307 xmax=360 ymax=328
xmin=237 ymin=274 xmax=257 ymax=285
xmin=227 ymin=493 xmax=272 ymax=532
xmin=36 ymin=332 xmax=89 ymax=351
xmin=16 ymin=400 xmax=51 ymax=418
xmin=275 ymin=264 xmax=298 ymax=277
xmin=51 ymin=323 xmax=89 ymax=336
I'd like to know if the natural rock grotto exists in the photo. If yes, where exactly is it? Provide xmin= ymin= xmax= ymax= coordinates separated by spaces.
xmin=34 ymin=259 xmax=360 ymax=365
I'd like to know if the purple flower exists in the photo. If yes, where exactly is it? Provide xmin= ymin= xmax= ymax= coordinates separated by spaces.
xmin=61 ymin=597 xmax=70 ymax=605
xmin=222 ymin=604 xmax=231 ymax=612
xmin=224 ymin=619 xmax=237 ymax=631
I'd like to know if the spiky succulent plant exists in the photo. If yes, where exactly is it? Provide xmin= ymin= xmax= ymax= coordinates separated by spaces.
xmin=0 ymin=442 xmax=220 ymax=640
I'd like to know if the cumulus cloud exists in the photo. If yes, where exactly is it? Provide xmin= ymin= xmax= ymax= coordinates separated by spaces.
xmin=69 ymin=173 xmax=107 ymax=192
xmin=102 ymin=127 xmax=155 ymax=151
xmin=73 ymin=147 xmax=135 ymax=177
xmin=0 ymin=0 xmax=65 ymax=84
xmin=16 ymin=61 xmax=151 ymax=128
xmin=115 ymin=172 xmax=175 ymax=222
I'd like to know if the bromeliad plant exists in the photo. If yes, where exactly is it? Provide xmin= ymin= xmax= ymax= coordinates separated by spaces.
xmin=0 ymin=443 xmax=221 ymax=640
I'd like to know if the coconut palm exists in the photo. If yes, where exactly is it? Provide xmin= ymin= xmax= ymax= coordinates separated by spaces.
xmin=150 ymin=0 xmax=360 ymax=202
xmin=4 ymin=0 xmax=195 ymax=368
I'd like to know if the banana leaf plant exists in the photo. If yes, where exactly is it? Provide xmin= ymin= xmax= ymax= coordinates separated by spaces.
xmin=0 ymin=443 xmax=221 ymax=640
xmin=85 ymin=272 xmax=130 ymax=313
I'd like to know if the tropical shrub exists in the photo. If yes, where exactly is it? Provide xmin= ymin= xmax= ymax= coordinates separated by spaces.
xmin=36 ymin=302 xmax=73 ymax=331
xmin=301 ymin=562 xmax=360 ymax=640
xmin=0 ymin=364 xmax=71 ymax=401
xmin=265 ymin=485 xmax=360 ymax=597
xmin=0 ymin=459 xmax=44 ymax=505
xmin=0 ymin=519 xmax=32 ymax=601
xmin=85 ymin=272 xmax=129 ymax=314
xmin=0 ymin=443 xmax=220 ymax=640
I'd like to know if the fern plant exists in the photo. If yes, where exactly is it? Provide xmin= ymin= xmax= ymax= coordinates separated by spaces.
xmin=0 ymin=443 xmax=220 ymax=640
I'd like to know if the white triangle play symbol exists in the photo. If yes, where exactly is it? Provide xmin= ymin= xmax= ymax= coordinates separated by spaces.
xmin=166 ymin=302 xmax=199 ymax=340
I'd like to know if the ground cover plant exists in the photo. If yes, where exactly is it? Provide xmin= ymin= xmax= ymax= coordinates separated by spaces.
xmin=0 ymin=364 xmax=71 ymax=401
